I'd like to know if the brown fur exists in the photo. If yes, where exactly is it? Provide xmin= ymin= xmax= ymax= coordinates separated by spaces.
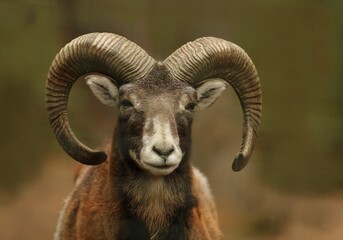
xmin=55 ymin=150 xmax=222 ymax=240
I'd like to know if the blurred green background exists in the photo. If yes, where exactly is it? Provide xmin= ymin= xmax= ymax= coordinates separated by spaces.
xmin=1 ymin=0 xmax=343 ymax=239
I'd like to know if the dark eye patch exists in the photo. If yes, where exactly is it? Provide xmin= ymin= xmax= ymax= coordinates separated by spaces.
xmin=120 ymin=99 xmax=134 ymax=109
xmin=185 ymin=102 xmax=196 ymax=111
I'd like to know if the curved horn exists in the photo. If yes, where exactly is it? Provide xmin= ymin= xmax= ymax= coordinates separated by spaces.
xmin=46 ymin=33 xmax=155 ymax=165
xmin=164 ymin=37 xmax=262 ymax=171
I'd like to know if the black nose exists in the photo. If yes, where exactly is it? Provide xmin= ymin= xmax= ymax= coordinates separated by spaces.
xmin=152 ymin=145 xmax=175 ymax=159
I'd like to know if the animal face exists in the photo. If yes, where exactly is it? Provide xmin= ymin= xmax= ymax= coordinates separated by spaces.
xmin=86 ymin=65 xmax=228 ymax=176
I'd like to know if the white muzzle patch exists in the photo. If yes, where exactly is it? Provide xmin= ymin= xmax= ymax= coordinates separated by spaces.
xmin=138 ymin=117 xmax=183 ymax=176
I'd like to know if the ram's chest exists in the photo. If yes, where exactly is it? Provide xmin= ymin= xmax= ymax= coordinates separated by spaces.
xmin=116 ymin=209 xmax=192 ymax=240
xmin=121 ymin=178 xmax=182 ymax=231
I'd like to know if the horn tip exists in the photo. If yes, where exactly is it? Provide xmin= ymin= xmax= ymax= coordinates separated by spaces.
xmin=76 ymin=151 xmax=108 ymax=166
xmin=232 ymin=152 xmax=249 ymax=172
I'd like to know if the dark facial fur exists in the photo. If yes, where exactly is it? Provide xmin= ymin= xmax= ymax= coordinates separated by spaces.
xmin=115 ymin=64 xmax=197 ymax=175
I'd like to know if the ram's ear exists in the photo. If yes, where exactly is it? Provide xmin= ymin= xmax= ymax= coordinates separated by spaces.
xmin=195 ymin=79 xmax=228 ymax=110
xmin=85 ymin=75 xmax=119 ymax=107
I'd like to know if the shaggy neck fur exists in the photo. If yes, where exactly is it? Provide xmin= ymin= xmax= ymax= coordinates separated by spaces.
xmin=109 ymin=138 xmax=197 ymax=240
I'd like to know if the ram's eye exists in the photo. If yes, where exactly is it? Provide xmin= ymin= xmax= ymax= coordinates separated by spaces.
xmin=120 ymin=99 xmax=134 ymax=109
xmin=185 ymin=102 xmax=196 ymax=112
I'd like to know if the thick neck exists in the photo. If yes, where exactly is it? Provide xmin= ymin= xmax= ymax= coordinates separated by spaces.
xmin=108 ymin=141 xmax=197 ymax=240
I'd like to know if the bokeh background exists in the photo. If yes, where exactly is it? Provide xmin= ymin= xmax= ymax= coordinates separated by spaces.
xmin=1 ymin=0 xmax=343 ymax=239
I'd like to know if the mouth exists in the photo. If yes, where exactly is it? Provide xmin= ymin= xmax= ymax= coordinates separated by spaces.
xmin=141 ymin=160 xmax=179 ymax=176
xmin=145 ymin=162 xmax=176 ymax=169
xmin=130 ymin=149 xmax=179 ymax=175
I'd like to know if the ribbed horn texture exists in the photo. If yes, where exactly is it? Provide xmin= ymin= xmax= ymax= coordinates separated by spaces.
xmin=46 ymin=33 xmax=155 ymax=165
xmin=164 ymin=37 xmax=262 ymax=171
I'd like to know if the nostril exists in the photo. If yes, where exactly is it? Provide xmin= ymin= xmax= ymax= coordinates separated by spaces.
xmin=164 ymin=147 xmax=175 ymax=157
xmin=152 ymin=145 xmax=175 ymax=158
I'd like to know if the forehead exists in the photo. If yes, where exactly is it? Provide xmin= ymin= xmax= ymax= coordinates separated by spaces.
xmin=119 ymin=81 xmax=195 ymax=109
xmin=119 ymin=64 xmax=195 ymax=100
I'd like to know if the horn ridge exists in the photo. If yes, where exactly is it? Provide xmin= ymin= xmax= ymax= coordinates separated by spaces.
xmin=164 ymin=37 xmax=262 ymax=171
xmin=46 ymin=32 xmax=155 ymax=165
